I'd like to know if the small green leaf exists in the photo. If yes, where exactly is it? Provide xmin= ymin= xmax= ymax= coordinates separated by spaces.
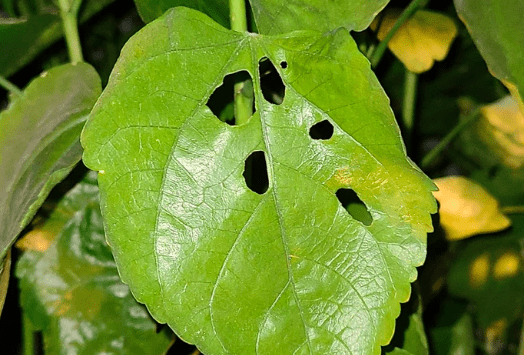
xmin=249 ymin=0 xmax=389 ymax=34
xmin=15 ymin=173 xmax=174 ymax=354
xmin=0 ymin=63 xmax=101 ymax=259
xmin=454 ymin=0 xmax=524 ymax=102
xmin=82 ymin=8 xmax=436 ymax=355
xmin=133 ymin=0 xmax=230 ymax=27
xmin=384 ymin=288 xmax=428 ymax=355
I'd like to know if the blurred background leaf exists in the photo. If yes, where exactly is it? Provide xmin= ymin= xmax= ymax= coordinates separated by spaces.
xmin=16 ymin=172 xmax=174 ymax=355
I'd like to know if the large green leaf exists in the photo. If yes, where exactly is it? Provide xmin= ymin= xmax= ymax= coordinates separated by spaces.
xmin=249 ymin=0 xmax=389 ymax=34
xmin=16 ymin=173 xmax=174 ymax=354
xmin=0 ymin=63 xmax=101 ymax=260
xmin=133 ymin=0 xmax=230 ymax=27
xmin=454 ymin=0 xmax=524 ymax=101
xmin=82 ymin=7 xmax=436 ymax=355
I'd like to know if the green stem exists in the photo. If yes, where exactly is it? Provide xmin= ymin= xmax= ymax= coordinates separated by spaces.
xmin=22 ymin=314 xmax=35 ymax=355
xmin=402 ymin=69 xmax=418 ymax=149
xmin=369 ymin=0 xmax=428 ymax=68
xmin=58 ymin=0 xmax=83 ymax=63
xmin=421 ymin=108 xmax=480 ymax=169
xmin=0 ymin=75 xmax=22 ymax=96
xmin=519 ymin=319 xmax=524 ymax=355
xmin=502 ymin=206 xmax=524 ymax=215
xmin=229 ymin=0 xmax=248 ymax=33
xmin=229 ymin=0 xmax=252 ymax=125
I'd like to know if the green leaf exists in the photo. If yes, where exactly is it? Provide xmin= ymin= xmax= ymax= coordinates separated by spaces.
xmin=0 ymin=63 xmax=101 ymax=259
xmin=15 ymin=173 xmax=174 ymax=354
xmin=454 ymin=0 xmax=524 ymax=102
xmin=0 ymin=0 xmax=117 ymax=77
xmin=82 ymin=7 xmax=436 ymax=355
xmin=133 ymin=0 xmax=230 ymax=27
xmin=429 ymin=300 xmax=475 ymax=355
xmin=384 ymin=289 xmax=428 ymax=355
xmin=0 ymin=251 xmax=11 ymax=317
xmin=0 ymin=14 xmax=62 ymax=77
xmin=448 ymin=215 xmax=524 ymax=328
xmin=249 ymin=0 xmax=389 ymax=34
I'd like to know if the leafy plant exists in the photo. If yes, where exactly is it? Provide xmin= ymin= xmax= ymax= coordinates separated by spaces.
xmin=1 ymin=0 xmax=524 ymax=354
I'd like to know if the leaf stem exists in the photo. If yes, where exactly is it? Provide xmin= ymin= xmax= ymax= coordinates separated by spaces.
xmin=22 ymin=313 xmax=35 ymax=355
xmin=420 ymin=109 xmax=480 ymax=169
xmin=369 ymin=0 xmax=428 ymax=68
xmin=501 ymin=206 xmax=524 ymax=215
xmin=0 ymin=75 xmax=22 ymax=97
xmin=402 ymin=69 xmax=418 ymax=149
xmin=58 ymin=0 xmax=84 ymax=63
xmin=229 ymin=0 xmax=248 ymax=33
xmin=229 ymin=0 xmax=252 ymax=124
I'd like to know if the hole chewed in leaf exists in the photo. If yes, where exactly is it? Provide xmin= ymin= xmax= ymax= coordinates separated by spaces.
xmin=206 ymin=70 xmax=255 ymax=125
xmin=243 ymin=151 xmax=269 ymax=194
xmin=309 ymin=120 xmax=334 ymax=140
xmin=336 ymin=188 xmax=373 ymax=226
xmin=259 ymin=57 xmax=285 ymax=105
xmin=280 ymin=61 xmax=288 ymax=69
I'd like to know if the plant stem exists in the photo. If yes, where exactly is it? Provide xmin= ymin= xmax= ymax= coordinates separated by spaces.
xmin=369 ymin=0 xmax=428 ymax=68
xmin=229 ymin=0 xmax=248 ymax=33
xmin=0 ymin=75 xmax=22 ymax=96
xmin=22 ymin=314 xmax=35 ymax=355
xmin=402 ymin=69 xmax=418 ymax=149
xmin=502 ymin=206 xmax=524 ymax=215
xmin=229 ymin=0 xmax=252 ymax=124
xmin=420 ymin=109 xmax=480 ymax=169
xmin=58 ymin=0 xmax=84 ymax=63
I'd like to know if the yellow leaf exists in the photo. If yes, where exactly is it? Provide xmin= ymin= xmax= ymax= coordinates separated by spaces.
xmin=478 ymin=95 xmax=524 ymax=169
xmin=469 ymin=253 xmax=490 ymax=289
xmin=433 ymin=176 xmax=511 ymax=240
xmin=371 ymin=9 xmax=458 ymax=73
xmin=485 ymin=319 xmax=507 ymax=355
xmin=493 ymin=252 xmax=520 ymax=280
xmin=16 ymin=229 xmax=55 ymax=252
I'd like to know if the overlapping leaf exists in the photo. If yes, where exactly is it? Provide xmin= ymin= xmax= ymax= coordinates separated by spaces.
xmin=0 ymin=63 xmax=101 ymax=259
xmin=0 ymin=0 xmax=116 ymax=77
xmin=249 ymin=0 xmax=389 ymax=34
xmin=133 ymin=0 xmax=230 ymax=26
xmin=16 ymin=173 xmax=174 ymax=354
xmin=454 ymin=0 xmax=524 ymax=103
xmin=82 ymin=7 xmax=436 ymax=355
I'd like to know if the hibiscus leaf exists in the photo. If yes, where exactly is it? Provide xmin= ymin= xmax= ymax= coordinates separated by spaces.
xmin=82 ymin=8 xmax=436 ymax=355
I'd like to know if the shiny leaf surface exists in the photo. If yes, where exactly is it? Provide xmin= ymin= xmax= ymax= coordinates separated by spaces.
xmin=249 ymin=0 xmax=389 ymax=34
xmin=454 ymin=0 xmax=524 ymax=102
xmin=82 ymin=7 xmax=436 ymax=355
xmin=0 ymin=63 xmax=101 ymax=259
xmin=15 ymin=173 xmax=174 ymax=354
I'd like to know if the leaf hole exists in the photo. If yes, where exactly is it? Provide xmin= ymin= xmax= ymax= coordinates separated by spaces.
xmin=336 ymin=188 xmax=373 ymax=226
xmin=244 ymin=151 xmax=269 ymax=194
xmin=280 ymin=61 xmax=288 ymax=69
xmin=309 ymin=120 xmax=334 ymax=140
xmin=259 ymin=57 xmax=285 ymax=105
xmin=206 ymin=70 xmax=255 ymax=125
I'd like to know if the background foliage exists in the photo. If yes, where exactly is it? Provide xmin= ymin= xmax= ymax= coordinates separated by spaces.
xmin=1 ymin=0 xmax=523 ymax=354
